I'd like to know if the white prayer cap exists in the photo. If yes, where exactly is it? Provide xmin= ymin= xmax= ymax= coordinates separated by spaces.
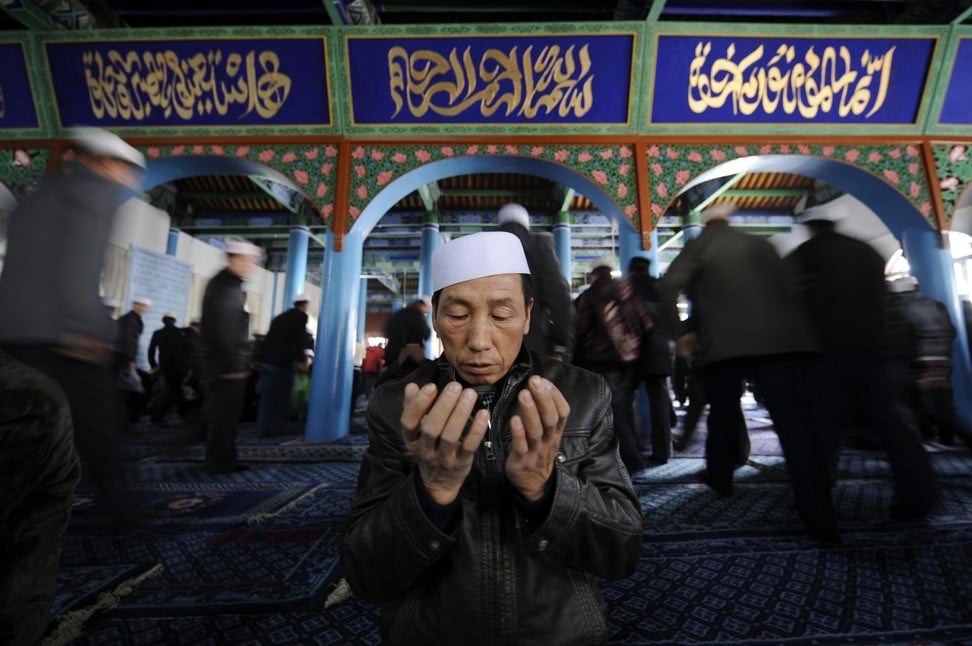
xmin=163 ymin=312 xmax=177 ymax=320
xmin=432 ymin=231 xmax=530 ymax=292
xmin=590 ymin=256 xmax=615 ymax=272
xmin=293 ymin=293 xmax=309 ymax=304
xmin=225 ymin=240 xmax=263 ymax=257
xmin=419 ymin=295 xmax=432 ymax=309
xmin=132 ymin=296 xmax=152 ymax=307
xmin=102 ymin=297 xmax=120 ymax=308
xmin=701 ymin=202 xmax=736 ymax=224
xmin=69 ymin=127 xmax=146 ymax=169
xmin=497 ymin=203 xmax=530 ymax=230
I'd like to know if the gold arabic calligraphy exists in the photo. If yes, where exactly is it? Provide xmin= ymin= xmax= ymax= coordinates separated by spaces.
xmin=688 ymin=41 xmax=895 ymax=118
xmin=388 ymin=44 xmax=594 ymax=119
xmin=82 ymin=48 xmax=292 ymax=121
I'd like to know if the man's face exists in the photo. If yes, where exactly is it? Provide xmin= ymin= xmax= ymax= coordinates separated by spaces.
xmin=227 ymin=253 xmax=259 ymax=278
xmin=433 ymin=274 xmax=532 ymax=385
xmin=133 ymin=302 xmax=150 ymax=316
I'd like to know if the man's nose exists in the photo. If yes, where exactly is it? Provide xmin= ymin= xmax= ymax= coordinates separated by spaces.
xmin=466 ymin=316 xmax=492 ymax=351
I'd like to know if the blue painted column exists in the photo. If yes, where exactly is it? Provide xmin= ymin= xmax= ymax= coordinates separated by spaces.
xmin=358 ymin=277 xmax=368 ymax=343
xmin=620 ymin=226 xmax=650 ymax=276
xmin=270 ymin=273 xmax=279 ymax=319
xmin=554 ymin=211 xmax=572 ymax=283
xmin=903 ymin=228 xmax=972 ymax=429
xmin=391 ymin=296 xmax=403 ymax=313
xmin=283 ymin=225 xmax=310 ymax=308
xmin=419 ymin=213 xmax=440 ymax=359
xmin=166 ymin=228 xmax=180 ymax=256
xmin=306 ymin=229 xmax=364 ymax=441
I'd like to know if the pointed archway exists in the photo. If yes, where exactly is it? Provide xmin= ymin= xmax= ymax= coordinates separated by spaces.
xmin=306 ymin=154 xmax=639 ymax=441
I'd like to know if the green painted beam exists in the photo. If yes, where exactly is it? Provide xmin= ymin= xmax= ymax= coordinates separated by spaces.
xmin=379 ymin=1 xmax=603 ymax=13
xmin=1 ymin=0 xmax=94 ymax=30
xmin=953 ymin=5 xmax=972 ymax=24
xmin=691 ymin=172 xmax=747 ymax=214
xmin=180 ymin=190 xmax=288 ymax=202
xmin=321 ymin=0 xmax=347 ymax=24
xmin=646 ymin=0 xmax=667 ymax=22
xmin=557 ymin=186 xmax=576 ymax=213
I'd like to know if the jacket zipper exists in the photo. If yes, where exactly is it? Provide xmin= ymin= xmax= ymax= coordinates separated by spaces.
xmin=483 ymin=410 xmax=496 ymax=461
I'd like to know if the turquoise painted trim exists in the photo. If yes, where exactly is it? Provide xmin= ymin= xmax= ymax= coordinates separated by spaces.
xmin=306 ymin=228 xmax=363 ymax=441
xmin=358 ymin=276 xmax=368 ymax=343
xmin=420 ymin=221 xmax=439 ymax=360
xmin=902 ymin=228 xmax=972 ymax=430
xmin=284 ymin=225 xmax=310 ymax=307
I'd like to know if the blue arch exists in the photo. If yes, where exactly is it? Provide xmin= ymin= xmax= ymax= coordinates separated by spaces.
xmin=676 ymin=154 xmax=932 ymax=242
xmin=352 ymin=155 xmax=634 ymax=237
xmin=140 ymin=155 xmax=305 ymax=198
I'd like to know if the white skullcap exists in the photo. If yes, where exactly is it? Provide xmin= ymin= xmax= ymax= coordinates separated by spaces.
xmin=293 ymin=293 xmax=309 ymax=304
xmin=69 ymin=127 xmax=146 ymax=169
xmin=163 ymin=312 xmax=177 ymax=319
xmin=701 ymin=202 xmax=737 ymax=224
xmin=590 ymin=256 xmax=615 ymax=272
xmin=132 ymin=296 xmax=152 ymax=306
xmin=432 ymin=231 xmax=530 ymax=292
xmin=102 ymin=297 xmax=120 ymax=308
xmin=497 ymin=203 xmax=531 ymax=230
xmin=225 ymin=241 xmax=263 ymax=257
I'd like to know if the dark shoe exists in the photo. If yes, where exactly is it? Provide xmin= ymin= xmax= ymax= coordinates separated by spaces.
xmin=646 ymin=455 xmax=668 ymax=466
xmin=700 ymin=471 xmax=733 ymax=497
xmin=672 ymin=434 xmax=687 ymax=452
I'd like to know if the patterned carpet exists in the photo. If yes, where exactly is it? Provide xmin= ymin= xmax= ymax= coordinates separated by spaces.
xmin=49 ymin=400 xmax=972 ymax=645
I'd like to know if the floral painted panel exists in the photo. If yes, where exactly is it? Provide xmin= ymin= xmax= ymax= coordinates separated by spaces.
xmin=345 ymin=143 xmax=639 ymax=229
xmin=62 ymin=143 xmax=340 ymax=224
xmin=646 ymin=143 xmax=934 ymax=230
xmin=932 ymin=144 xmax=972 ymax=225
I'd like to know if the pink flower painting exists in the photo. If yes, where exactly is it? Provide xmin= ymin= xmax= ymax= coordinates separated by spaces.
xmin=282 ymin=152 xmax=297 ymax=163
xmin=293 ymin=170 xmax=309 ymax=184
xmin=356 ymin=185 xmax=368 ymax=200
xmin=592 ymin=170 xmax=608 ymax=185
xmin=371 ymin=150 xmax=385 ymax=161
xmin=316 ymin=183 xmax=328 ymax=197
xmin=304 ymin=149 xmax=319 ymax=160
xmin=351 ymin=147 xmax=365 ymax=160
xmin=377 ymin=170 xmax=394 ymax=186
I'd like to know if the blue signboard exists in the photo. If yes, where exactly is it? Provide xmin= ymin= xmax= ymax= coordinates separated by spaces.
xmin=0 ymin=42 xmax=40 ymax=130
xmin=651 ymin=35 xmax=935 ymax=125
xmin=939 ymin=38 xmax=972 ymax=125
xmin=44 ymin=37 xmax=331 ymax=128
xmin=347 ymin=34 xmax=635 ymax=126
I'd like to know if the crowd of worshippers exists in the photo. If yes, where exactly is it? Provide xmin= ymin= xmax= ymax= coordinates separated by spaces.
xmin=109 ymin=291 xmax=316 ymax=441
xmin=352 ymin=202 xmax=970 ymax=545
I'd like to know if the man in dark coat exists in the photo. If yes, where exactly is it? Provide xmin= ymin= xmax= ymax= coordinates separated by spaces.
xmin=786 ymin=210 xmax=939 ymax=520
xmin=379 ymin=297 xmax=431 ymax=383
xmin=0 ymin=127 xmax=144 ymax=512
xmin=200 ymin=241 xmax=262 ymax=474
xmin=116 ymin=296 xmax=151 ymax=423
xmin=497 ymin=202 xmax=574 ymax=361
xmin=627 ymin=256 xmax=677 ymax=464
xmin=148 ymin=312 xmax=188 ymax=424
xmin=342 ymin=231 xmax=642 ymax=645
xmin=255 ymin=294 xmax=311 ymax=437
xmin=661 ymin=202 xmax=839 ymax=542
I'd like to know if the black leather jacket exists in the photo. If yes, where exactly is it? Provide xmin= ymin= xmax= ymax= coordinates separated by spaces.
xmin=342 ymin=351 xmax=643 ymax=646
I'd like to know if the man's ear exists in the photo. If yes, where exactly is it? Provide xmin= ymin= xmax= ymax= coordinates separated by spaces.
xmin=523 ymin=298 xmax=534 ymax=335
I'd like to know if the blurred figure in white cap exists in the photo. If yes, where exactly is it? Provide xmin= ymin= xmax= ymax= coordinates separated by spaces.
xmin=786 ymin=208 xmax=940 ymax=521
xmin=343 ymin=231 xmax=642 ymax=646
xmin=148 ymin=311 xmax=189 ymax=426
xmin=254 ymin=293 xmax=312 ymax=437
xmin=198 ymin=239 xmax=262 ymax=474
xmin=661 ymin=200 xmax=842 ymax=542
xmin=0 ymin=127 xmax=146 ymax=641
xmin=115 ymin=296 xmax=151 ymax=426
xmin=497 ymin=202 xmax=574 ymax=362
